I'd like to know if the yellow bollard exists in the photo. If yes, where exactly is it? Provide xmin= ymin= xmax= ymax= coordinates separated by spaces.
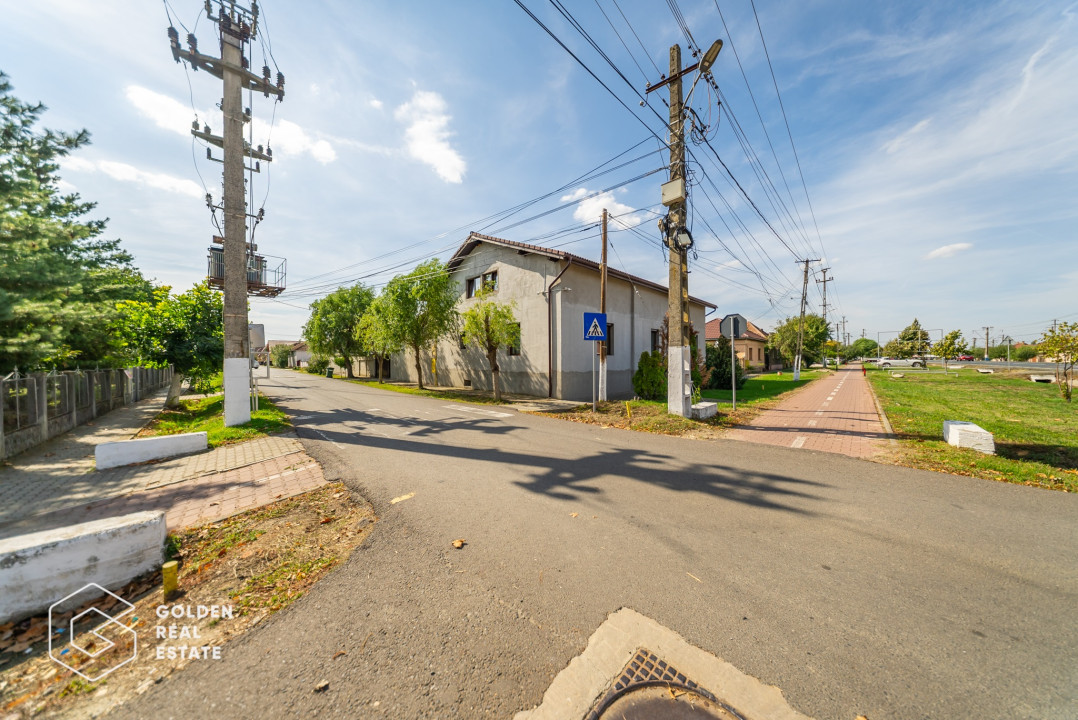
xmin=625 ymin=401 xmax=632 ymax=419
xmin=162 ymin=560 xmax=179 ymax=601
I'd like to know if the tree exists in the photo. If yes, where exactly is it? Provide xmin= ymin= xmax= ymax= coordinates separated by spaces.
xmin=380 ymin=259 xmax=458 ymax=390
xmin=767 ymin=314 xmax=829 ymax=366
xmin=0 ymin=73 xmax=146 ymax=371
xmin=460 ymin=283 xmax=519 ymax=401
xmin=359 ymin=294 xmax=402 ymax=382
xmin=895 ymin=319 xmax=932 ymax=357
xmin=1038 ymin=322 xmax=1077 ymax=402
xmin=931 ymin=330 xmax=967 ymax=369
xmin=115 ymin=283 xmax=224 ymax=407
xmin=302 ymin=284 xmax=374 ymax=379
xmin=703 ymin=337 xmax=746 ymax=390
xmin=632 ymin=351 xmax=666 ymax=400
xmin=270 ymin=344 xmax=291 ymax=368
xmin=846 ymin=337 xmax=878 ymax=361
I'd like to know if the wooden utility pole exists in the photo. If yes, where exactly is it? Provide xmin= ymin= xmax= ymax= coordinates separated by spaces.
xmin=168 ymin=1 xmax=284 ymax=426
xmin=599 ymin=208 xmax=608 ymax=402
xmin=794 ymin=259 xmax=818 ymax=380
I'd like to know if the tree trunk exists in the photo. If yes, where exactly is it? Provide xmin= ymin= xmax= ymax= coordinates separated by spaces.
xmin=345 ymin=356 xmax=354 ymax=379
xmin=413 ymin=342 xmax=424 ymax=390
xmin=164 ymin=372 xmax=185 ymax=409
xmin=487 ymin=348 xmax=500 ymax=402
xmin=378 ymin=355 xmax=385 ymax=383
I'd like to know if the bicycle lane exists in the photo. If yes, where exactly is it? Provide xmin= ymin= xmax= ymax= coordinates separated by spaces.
xmin=723 ymin=365 xmax=890 ymax=459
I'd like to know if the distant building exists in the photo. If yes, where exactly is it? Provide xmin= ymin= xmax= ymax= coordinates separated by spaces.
xmin=705 ymin=314 xmax=780 ymax=371
xmin=387 ymin=232 xmax=715 ymax=400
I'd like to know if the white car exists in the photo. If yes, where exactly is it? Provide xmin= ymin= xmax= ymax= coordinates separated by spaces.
xmin=877 ymin=357 xmax=925 ymax=369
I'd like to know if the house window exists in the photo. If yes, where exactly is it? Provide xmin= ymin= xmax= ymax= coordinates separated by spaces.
xmin=651 ymin=329 xmax=660 ymax=352
xmin=467 ymin=270 xmax=498 ymax=298
xmin=508 ymin=323 xmax=521 ymax=356
xmin=458 ymin=333 xmax=467 ymax=351
xmin=605 ymin=324 xmax=614 ymax=356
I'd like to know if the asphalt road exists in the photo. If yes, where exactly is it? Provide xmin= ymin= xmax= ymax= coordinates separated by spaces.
xmin=114 ymin=371 xmax=1078 ymax=719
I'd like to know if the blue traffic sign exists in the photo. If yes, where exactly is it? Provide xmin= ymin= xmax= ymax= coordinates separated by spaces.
xmin=583 ymin=312 xmax=607 ymax=341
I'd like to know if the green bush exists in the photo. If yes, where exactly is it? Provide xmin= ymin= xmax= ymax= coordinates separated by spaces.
xmin=632 ymin=351 xmax=666 ymax=400
xmin=307 ymin=355 xmax=330 ymax=374
xmin=270 ymin=344 xmax=291 ymax=367
xmin=1015 ymin=345 xmax=1039 ymax=361
xmin=704 ymin=338 xmax=746 ymax=390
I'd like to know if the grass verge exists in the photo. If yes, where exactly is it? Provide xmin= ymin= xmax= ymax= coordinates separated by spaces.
xmin=140 ymin=393 xmax=291 ymax=447
xmin=867 ymin=368 xmax=1077 ymax=491
xmin=339 ymin=377 xmax=507 ymax=405
xmin=0 ymin=483 xmax=374 ymax=718
xmin=535 ymin=370 xmax=829 ymax=438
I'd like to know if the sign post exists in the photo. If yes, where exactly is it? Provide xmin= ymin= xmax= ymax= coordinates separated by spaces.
xmin=583 ymin=312 xmax=608 ymax=412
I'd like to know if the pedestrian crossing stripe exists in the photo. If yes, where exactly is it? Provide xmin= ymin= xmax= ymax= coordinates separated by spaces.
xmin=586 ymin=318 xmax=605 ymax=338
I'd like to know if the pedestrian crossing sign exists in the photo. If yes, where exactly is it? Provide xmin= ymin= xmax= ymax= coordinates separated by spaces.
xmin=583 ymin=312 xmax=607 ymax=341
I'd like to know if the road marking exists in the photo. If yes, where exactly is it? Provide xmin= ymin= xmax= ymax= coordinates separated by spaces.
xmin=807 ymin=419 xmax=817 ymax=427
xmin=390 ymin=492 xmax=415 ymax=504
xmin=791 ymin=436 xmax=807 ymax=448
xmin=444 ymin=405 xmax=512 ymax=418
xmin=815 ymin=411 xmax=823 ymax=416
xmin=314 ymin=429 xmax=343 ymax=448
xmin=292 ymin=415 xmax=315 ymax=421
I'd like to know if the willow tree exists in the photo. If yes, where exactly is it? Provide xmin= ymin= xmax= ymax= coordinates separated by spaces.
xmin=461 ymin=284 xmax=519 ymax=401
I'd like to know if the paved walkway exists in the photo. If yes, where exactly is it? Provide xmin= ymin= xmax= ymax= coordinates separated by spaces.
xmin=724 ymin=365 xmax=891 ymax=458
xmin=0 ymin=392 xmax=327 ymax=538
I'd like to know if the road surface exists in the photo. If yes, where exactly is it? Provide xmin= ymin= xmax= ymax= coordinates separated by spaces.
xmin=114 ymin=370 xmax=1078 ymax=719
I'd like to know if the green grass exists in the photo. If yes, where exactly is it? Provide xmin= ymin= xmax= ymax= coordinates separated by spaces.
xmin=341 ymin=378 xmax=507 ymax=405
xmin=143 ymin=393 xmax=291 ymax=448
xmin=867 ymin=369 xmax=1077 ymax=491
xmin=701 ymin=369 xmax=827 ymax=404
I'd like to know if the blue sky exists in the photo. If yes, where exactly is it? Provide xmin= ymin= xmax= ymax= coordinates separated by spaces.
xmin=2 ymin=0 xmax=1076 ymax=347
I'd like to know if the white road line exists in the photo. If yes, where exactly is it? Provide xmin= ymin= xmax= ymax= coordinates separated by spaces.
xmin=444 ymin=405 xmax=512 ymax=418
xmin=807 ymin=419 xmax=818 ymax=427
xmin=315 ymin=429 xmax=343 ymax=448
xmin=815 ymin=411 xmax=823 ymax=416
xmin=791 ymin=436 xmax=807 ymax=448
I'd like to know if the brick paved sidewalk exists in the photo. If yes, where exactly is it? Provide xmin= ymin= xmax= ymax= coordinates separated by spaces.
xmin=724 ymin=365 xmax=891 ymax=459
xmin=0 ymin=450 xmax=326 ymax=538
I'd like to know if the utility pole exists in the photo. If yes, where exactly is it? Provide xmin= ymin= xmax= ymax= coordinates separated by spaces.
xmin=841 ymin=316 xmax=847 ymax=347
xmin=169 ymin=1 xmax=284 ymax=427
xmin=793 ymin=259 xmax=818 ymax=381
xmin=983 ymin=326 xmax=992 ymax=361
xmin=599 ymin=208 xmax=608 ymax=403
xmin=816 ymin=267 xmax=832 ymax=328
xmin=645 ymin=39 xmax=722 ymax=417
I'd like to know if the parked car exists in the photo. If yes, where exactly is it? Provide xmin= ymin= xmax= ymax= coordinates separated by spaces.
xmin=877 ymin=357 xmax=925 ymax=369
xmin=957 ymin=354 xmax=975 ymax=361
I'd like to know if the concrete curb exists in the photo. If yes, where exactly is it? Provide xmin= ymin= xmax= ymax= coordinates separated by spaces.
xmin=96 ymin=432 xmax=208 ymax=470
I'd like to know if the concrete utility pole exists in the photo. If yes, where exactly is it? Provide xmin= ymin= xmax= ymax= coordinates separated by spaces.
xmin=646 ymin=39 xmax=722 ymax=417
xmin=983 ymin=326 xmax=992 ymax=361
xmin=794 ymin=259 xmax=818 ymax=381
xmin=598 ymin=208 xmax=608 ymax=402
xmin=168 ymin=1 xmax=284 ymax=427
xmin=816 ymin=267 xmax=832 ymax=329
xmin=842 ymin=316 xmax=847 ymax=347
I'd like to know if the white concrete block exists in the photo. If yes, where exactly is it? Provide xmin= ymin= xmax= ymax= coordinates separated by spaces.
xmin=0 ymin=511 xmax=166 ymax=623
xmin=223 ymin=356 xmax=251 ymax=427
xmin=95 ymin=431 xmax=207 ymax=469
xmin=691 ymin=402 xmax=718 ymax=420
xmin=1030 ymin=375 xmax=1054 ymax=383
xmin=943 ymin=421 xmax=995 ymax=455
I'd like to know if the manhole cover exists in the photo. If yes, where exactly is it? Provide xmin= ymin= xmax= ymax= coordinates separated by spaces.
xmin=586 ymin=649 xmax=745 ymax=720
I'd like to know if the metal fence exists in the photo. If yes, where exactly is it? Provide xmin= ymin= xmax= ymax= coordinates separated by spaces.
xmin=1 ymin=366 xmax=173 ymax=461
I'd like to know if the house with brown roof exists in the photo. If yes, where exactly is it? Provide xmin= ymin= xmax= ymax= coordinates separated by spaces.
xmin=705 ymin=314 xmax=780 ymax=371
xmin=387 ymin=232 xmax=716 ymax=400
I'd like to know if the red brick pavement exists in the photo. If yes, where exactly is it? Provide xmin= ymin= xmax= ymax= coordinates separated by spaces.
xmin=11 ymin=451 xmax=326 ymax=535
xmin=724 ymin=366 xmax=891 ymax=459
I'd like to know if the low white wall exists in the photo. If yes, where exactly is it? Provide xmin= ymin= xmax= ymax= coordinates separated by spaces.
xmin=943 ymin=420 xmax=995 ymax=455
xmin=95 ymin=431 xmax=207 ymax=470
xmin=0 ymin=510 xmax=166 ymax=623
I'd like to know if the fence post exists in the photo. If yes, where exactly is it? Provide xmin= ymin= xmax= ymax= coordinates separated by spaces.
xmin=37 ymin=373 xmax=48 ymax=444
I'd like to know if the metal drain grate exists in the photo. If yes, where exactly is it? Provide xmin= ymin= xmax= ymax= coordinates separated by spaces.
xmin=585 ymin=648 xmax=745 ymax=720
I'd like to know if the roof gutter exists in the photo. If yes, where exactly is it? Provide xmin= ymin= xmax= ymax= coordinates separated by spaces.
xmin=546 ymin=258 xmax=573 ymax=398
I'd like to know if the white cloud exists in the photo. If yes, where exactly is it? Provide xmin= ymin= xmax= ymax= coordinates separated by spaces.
xmin=924 ymin=242 xmax=973 ymax=260
xmin=369 ymin=98 xmax=384 ymax=110
xmin=560 ymin=187 xmax=642 ymax=227
xmin=394 ymin=90 xmax=466 ymax=183
xmin=63 ymin=156 xmax=203 ymax=197
xmin=125 ymin=85 xmax=336 ymax=164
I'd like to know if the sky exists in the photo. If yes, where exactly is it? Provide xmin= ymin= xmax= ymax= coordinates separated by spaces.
xmin=2 ymin=0 xmax=1076 ymax=348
